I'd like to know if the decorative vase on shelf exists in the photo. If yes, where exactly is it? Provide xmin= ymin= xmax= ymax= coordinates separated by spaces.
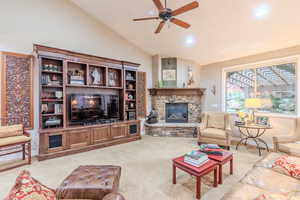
xmin=91 ymin=68 xmax=101 ymax=85
xmin=55 ymin=91 xmax=63 ymax=99
xmin=157 ymin=81 xmax=164 ymax=88
xmin=128 ymin=84 xmax=134 ymax=90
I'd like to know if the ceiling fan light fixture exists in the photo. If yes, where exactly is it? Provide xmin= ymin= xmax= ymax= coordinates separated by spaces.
xmin=133 ymin=0 xmax=199 ymax=34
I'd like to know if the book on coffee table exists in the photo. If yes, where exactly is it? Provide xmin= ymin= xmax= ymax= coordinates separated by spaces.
xmin=199 ymin=144 xmax=224 ymax=156
xmin=184 ymin=151 xmax=209 ymax=167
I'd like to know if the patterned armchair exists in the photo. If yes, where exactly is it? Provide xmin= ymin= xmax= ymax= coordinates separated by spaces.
xmin=273 ymin=117 xmax=300 ymax=156
xmin=198 ymin=112 xmax=232 ymax=150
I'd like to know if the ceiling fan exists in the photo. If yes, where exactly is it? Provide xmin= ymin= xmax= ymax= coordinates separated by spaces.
xmin=133 ymin=0 xmax=199 ymax=34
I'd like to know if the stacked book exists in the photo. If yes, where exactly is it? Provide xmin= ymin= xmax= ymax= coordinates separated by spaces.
xmin=184 ymin=150 xmax=209 ymax=167
xmin=70 ymin=76 xmax=85 ymax=85
xmin=199 ymin=144 xmax=224 ymax=156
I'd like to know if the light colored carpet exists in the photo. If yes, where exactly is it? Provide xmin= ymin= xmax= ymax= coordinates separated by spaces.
xmin=0 ymin=135 xmax=263 ymax=200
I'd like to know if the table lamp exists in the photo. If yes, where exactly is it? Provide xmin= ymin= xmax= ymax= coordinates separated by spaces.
xmin=245 ymin=98 xmax=262 ymax=124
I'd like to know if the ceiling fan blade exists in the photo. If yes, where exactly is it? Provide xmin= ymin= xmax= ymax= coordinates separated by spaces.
xmin=170 ymin=18 xmax=190 ymax=29
xmin=172 ymin=1 xmax=199 ymax=16
xmin=153 ymin=0 xmax=164 ymax=11
xmin=155 ymin=21 xmax=165 ymax=34
xmin=133 ymin=17 xmax=159 ymax=21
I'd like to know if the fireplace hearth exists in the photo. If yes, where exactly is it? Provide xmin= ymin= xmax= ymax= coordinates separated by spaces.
xmin=165 ymin=103 xmax=188 ymax=123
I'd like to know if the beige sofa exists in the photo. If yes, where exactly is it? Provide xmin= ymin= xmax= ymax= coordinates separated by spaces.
xmin=198 ymin=112 xmax=232 ymax=149
xmin=222 ymin=153 xmax=300 ymax=200
xmin=273 ymin=118 xmax=300 ymax=157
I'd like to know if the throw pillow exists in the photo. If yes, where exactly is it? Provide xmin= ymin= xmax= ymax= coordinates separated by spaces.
xmin=207 ymin=113 xmax=225 ymax=129
xmin=273 ymin=156 xmax=300 ymax=179
xmin=4 ymin=170 xmax=56 ymax=200
xmin=0 ymin=124 xmax=23 ymax=138
xmin=255 ymin=193 xmax=290 ymax=200
xmin=290 ymin=195 xmax=300 ymax=200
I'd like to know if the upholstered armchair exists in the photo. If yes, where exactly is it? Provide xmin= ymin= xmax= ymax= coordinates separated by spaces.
xmin=198 ymin=112 xmax=232 ymax=150
xmin=273 ymin=117 xmax=300 ymax=156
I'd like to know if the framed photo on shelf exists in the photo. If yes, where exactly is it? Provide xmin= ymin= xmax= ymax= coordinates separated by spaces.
xmin=256 ymin=116 xmax=269 ymax=126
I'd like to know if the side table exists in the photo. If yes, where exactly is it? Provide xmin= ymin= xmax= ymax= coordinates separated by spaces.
xmin=235 ymin=124 xmax=271 ymax=156
xmin=173 ymin=156 xmax=218 ymax=199
xmin=208 ymin=151 xmax=233 ymax=184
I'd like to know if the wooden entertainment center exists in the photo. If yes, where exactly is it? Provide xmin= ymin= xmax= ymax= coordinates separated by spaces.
xmin=34 ymin=45 xmax=146 ymax=161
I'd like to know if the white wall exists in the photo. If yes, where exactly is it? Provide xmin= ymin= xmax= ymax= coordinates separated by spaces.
xmin=176 ymin=58 xmax=201 ymax=88
xmin=0 ymin=0 xmax=152 ymax=157
xmin=152 ymin=55 xmax=201 ymax=88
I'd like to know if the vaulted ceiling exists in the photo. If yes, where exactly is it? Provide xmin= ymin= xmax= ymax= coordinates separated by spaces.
xmin=71 ymin=0 xmax=300 ymax=65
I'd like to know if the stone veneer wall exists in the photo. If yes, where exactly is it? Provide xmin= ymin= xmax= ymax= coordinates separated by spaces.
xmin=151 ymin=95 xmax=202 ymax=123
xmin=145 ymin=126 xmax=197 ymax=137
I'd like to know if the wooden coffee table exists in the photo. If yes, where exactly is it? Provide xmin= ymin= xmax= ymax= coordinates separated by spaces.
xmin=172 ymin=156 xmax=218 ymax=199
xmin=207 ymin=151 xmax=233 ymax=184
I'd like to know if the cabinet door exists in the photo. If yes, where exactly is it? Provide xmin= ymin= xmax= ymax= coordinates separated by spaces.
xmin=92 ymin=126 xmax=111 ymax=144
xmin=40 ymin=131 xmax=67 ymax=154
xmin=66 ymin=129 xmax=90 ymax=149
xmin=128 ymin=121 xmax=140 ymax=136
xmin=111 ymin=123 xmax=128 ymax=139
xmin=136 ymin=71 xmax=147 ymax=119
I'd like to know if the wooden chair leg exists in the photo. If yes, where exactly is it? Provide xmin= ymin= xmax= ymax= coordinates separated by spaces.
xmin=22 ymin=144 xmax=26 ymax=160
xmin=27 ymin=142 xmax=31 ymax=164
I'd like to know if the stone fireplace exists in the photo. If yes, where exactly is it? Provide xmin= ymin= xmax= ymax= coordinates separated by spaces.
xmin=165 ymin=103 xmax=188 ymax=123
xmin=145 ymin=88 xmax=205 ymax=137
xmin=149 ymin=88 xmax=204 ymax=123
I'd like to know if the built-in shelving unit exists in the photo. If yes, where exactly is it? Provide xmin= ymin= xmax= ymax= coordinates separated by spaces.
xmin=124 ymin=69 xmax=137 ymax=121
xmin=40 ymin=57 xmax=64 ymax=129
xmin=35 ymin=45 xmax=144 ymax=161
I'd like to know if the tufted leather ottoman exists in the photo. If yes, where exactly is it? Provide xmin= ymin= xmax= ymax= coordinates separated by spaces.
xmin=103 ymin=193 xmax=125 ymax=200
xmin=56 ymin=165 xmax=121 ymax=200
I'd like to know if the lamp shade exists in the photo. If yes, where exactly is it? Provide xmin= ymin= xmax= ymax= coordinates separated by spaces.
xmin=245 ymin=98 xmax=262 ymax=109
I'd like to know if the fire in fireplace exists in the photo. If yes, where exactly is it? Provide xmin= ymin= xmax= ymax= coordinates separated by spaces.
xmin=165 ymin=103 xmax=188 ymax=123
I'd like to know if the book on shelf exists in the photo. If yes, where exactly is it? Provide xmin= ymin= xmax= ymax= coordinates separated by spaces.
xmin=184 ymin=150 xmax=209 ymax=167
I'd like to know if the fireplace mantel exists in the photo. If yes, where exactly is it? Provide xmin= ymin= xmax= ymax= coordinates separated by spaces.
xmin=149 ymin=88 xmax=205 ymax=96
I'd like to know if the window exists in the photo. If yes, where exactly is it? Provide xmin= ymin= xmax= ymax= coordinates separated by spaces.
xmin=225 ymin=62 xmax=296 ymax=115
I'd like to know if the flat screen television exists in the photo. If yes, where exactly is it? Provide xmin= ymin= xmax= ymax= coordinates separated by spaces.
xmin=69 ymin=94 xmax=119 ymax=124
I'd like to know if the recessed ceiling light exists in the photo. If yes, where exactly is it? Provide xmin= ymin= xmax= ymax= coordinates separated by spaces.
xmin=148 ymin=10 xmax=155 ymax=16
xmin=254 ymin=4 xmax=270 ymax=19
xmin=185 ymin=36 xmax=196 ymax=46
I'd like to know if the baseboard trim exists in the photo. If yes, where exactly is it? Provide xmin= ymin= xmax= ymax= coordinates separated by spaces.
xmin=37 ymin=136 xmax=141 ymax=161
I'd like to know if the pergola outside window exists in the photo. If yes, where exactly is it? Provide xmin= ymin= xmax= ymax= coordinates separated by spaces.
xmin=225 ymin=62 xmax=296 ymax=115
